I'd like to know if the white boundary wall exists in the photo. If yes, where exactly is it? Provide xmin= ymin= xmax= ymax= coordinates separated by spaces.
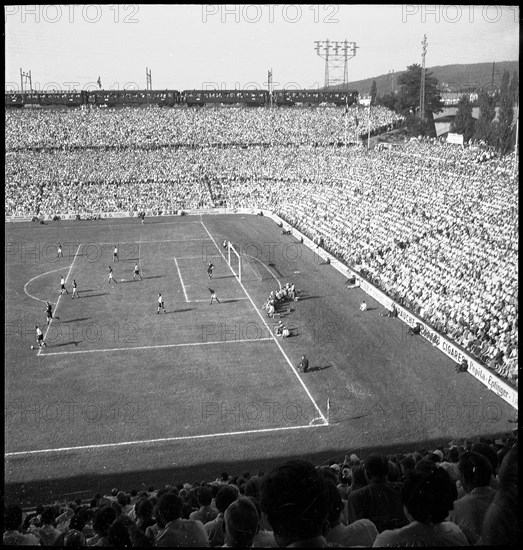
xmin=6 ymin=207 xmax=517 ymax=410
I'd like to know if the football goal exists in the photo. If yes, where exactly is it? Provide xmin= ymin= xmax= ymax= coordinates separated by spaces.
xmin=227 ymin=241 xmax=242 ymax=283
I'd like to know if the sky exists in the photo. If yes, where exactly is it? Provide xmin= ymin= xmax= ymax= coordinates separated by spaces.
xmin=4 ymin=4 xmax=520 ymax=92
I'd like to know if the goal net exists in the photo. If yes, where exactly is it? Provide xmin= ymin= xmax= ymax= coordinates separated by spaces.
xmin=245 ymin=257 xmax=263 ymax=282
xmin=227 ymin=242 xmax=242 ymax=283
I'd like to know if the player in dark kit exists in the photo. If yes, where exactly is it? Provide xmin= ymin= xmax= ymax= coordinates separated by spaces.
xmin=298 ymin=355 xmax=309 ymax=373
xmin=207 ymin=262 xmax=215 ymax=279
xmin=133 ymin=263 xmax=142 ymax=280
xmin=157 ymin=293 xmax=166 ymax=314
xmin=72 ymin=279 xmax=79 ymax=298
xmin=57 ymin=242 xmax=63 ymax=258
xmin=46 ymin=301 xmax=59 ymax=325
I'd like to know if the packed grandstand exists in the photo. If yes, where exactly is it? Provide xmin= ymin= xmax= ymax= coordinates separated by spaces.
xmin=5 ymin=106 xmax=518 ymax=387
xmin=5 ymin=102 xmax=519 ymax=547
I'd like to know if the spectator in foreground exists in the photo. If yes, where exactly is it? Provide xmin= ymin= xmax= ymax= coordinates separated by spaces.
xmin=88 ymin=505 xmax=117 ymax=546
xmin=260 ymin=459 xmax=330 ymax=547
xmin=205 ymin=485 xmax=238 ymax=547
xmin=222 ymin=497 xmax=259 ymax=548
xmin=438 ymin=446 xmax=461 ymax=483
xmin=107 ymin=515 xmax=132 ymax=547
xmin=37 ymin=506 xmax=60 ymax=546
xmin=62 ymin=529 xmax=86 ymax=546
xmin=478 ymin=442 xmax=518 ymax=546
xmin=244 ymin=496 xmax=277 ymax=548
xmin=155 ymin=492 xmax=209 ymax=547
xmin=347 ymin=453 xmax=407 ymax=533
xmin=373 ymin=463 xmax=468 ymax=546
xmin=448 ymin=451 xmax=496 ymax=544
xmin=144 ymin=502 xmax=165 ymax=543
xmin=53 ymin=506 xmax=90 ymax=546
xmin=3 ymin=504 xmax=41 ymax=546
xmin=189 ymin=485 xmax=219 ymax=524
xmin=324 ymin=478 xmax=378 ymax=547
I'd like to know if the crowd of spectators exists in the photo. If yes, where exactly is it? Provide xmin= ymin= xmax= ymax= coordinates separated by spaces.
xmin=4 ymin=436 xmax=517 ymax=546
xmin=5 ymin=105 xmax=403 ymax=150
xmin=5 ymin=107 xmax=518 ymax=383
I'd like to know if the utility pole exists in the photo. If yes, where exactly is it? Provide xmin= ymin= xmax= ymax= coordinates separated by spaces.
xmin=268 ymin=68 xmax=273 ymax=107
xmin=146 ymin=67 xmax=152 ymax=107
xmin=419 ymin=34 xmax=427 ymax=121
xmin=367 ymin=102 xmax=371 ymax=149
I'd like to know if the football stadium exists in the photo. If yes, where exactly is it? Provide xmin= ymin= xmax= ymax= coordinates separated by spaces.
xmin=4 ymin=5 xmax=518 ymax=547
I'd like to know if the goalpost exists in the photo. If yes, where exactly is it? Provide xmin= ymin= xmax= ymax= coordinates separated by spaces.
xmin=227 ymin=241 xmax=242 ymax=283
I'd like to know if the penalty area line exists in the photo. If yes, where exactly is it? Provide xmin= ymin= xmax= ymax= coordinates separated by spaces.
xmin=38 ymin=337 xmax=274 ymax=356
xmin=174 ymin=257 xmax=189 ymax=302
xmin=5 ymin=423 xmax=328 ymax=457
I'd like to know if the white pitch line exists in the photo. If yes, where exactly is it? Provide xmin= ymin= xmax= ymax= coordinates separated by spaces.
xmin=199 ymin=217 xmax=328 ymax=425
xmin=95 ymin=237 xmax=210 ymax=245
xmin=176 ymin=255 xmax=222 ymax=260
xmin=24 ymin=265 xmax=70 ymax=304
xmin=5 ymin=422 xmax=327 ymax=457
xmin=38 ymin=245 xmax=81 ymax=356
xmin=191 ymin=297 xmax=249 ymax=302
xmin=39 ymin=337 xmax=273 ymax=357
xmin=174 ymin=257 xmax=189 ymax=302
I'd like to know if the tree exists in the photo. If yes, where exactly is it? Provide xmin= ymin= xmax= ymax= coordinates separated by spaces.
xmin=395 ymin=64 xmax=444 ymax=117
xmin=370 ymin=80 xmax=377 ymax=106
xmin=377 ymin=92 xmax=396 ymax=111
xmin=451 ymin=95 xmax=475 ymax=142
xmin=509 ymin=70 xmax=519 ymax=104
xmin=496 ymin=70 xmax=516 ymax=155
xmin=474 ymin=89 xmax=496 ymax=145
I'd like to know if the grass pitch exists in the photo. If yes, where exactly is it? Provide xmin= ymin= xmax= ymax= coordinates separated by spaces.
xmin=5 ymin=214 xmax=516 ymax=505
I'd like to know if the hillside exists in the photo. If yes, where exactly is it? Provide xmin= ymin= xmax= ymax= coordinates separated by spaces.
xmin=327 ymin=60 xmax=519 ymax=96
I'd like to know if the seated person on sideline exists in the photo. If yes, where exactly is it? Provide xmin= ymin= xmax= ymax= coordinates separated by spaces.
xmin=346 ymin=274 xmax=360 ymax=289
xmin=380 ymin=303 xmax=398 ymax=317
xmin=407 ymin=322 xmax=421 ymax=335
